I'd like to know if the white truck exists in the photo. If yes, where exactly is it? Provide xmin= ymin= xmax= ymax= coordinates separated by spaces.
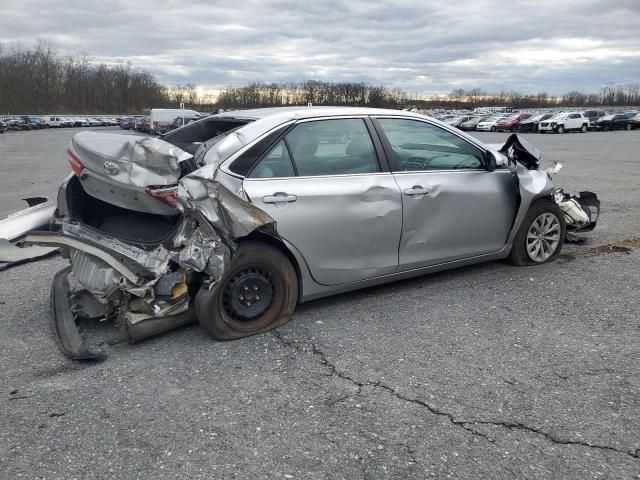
xmin=150 ymin=108 xmax=200 ymax=135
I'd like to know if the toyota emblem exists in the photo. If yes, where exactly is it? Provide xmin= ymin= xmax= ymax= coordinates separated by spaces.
xmin=103 ymin=161 xmax=119 ymax=175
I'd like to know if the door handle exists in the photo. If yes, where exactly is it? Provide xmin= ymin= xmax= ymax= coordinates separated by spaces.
xmin=262 ymin=193 xmax=297 ymax=204
xmin=403 ymin=186 xmax=431 ymax=196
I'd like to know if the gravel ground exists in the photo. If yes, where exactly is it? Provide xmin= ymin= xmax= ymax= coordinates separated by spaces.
xmin=1 ymin=127 xmax=639 ymax=479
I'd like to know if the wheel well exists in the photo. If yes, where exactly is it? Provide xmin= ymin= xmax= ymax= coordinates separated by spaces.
xmin=239 ymin=230 xmax=303 ymax=303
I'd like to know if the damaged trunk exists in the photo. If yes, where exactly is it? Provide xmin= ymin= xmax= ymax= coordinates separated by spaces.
xmin=20 ymin=118 xmax=271 ymax=359
xmin=64 ymin=176 xmax=180 ymax=245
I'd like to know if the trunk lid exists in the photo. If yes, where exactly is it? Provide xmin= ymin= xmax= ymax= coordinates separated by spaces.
xmin=70 ymin=132 xmax=193 ymax=215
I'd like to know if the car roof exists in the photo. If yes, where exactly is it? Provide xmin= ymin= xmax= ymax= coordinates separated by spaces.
xmin=214 ymin=106 xmax=427 ymax=121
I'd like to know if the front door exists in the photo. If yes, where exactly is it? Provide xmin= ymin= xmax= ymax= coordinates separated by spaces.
xmin=373 ymin=117 xmax=517 ymax=270
xmin=242 ymin=117 xmax=403 ymax=285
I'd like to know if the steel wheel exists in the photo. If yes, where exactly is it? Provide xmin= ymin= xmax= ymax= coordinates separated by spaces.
xmin=222 ymin=267 xmax=275 ymax=323
xmin=195 ymin=240 xmax=298 ymax=340
xmin=526 ymin=213 xmax=562 ymax=263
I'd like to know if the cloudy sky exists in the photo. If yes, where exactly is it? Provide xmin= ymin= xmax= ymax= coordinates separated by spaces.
xmin=1 ymin=0 xmax=639 ymax=96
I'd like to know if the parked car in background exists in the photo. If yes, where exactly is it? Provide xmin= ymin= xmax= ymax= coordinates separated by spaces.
xmin=458 ymin=116 xmax=489 ymax=131
xmin=594 ymin=113 xmax=634 ymax=131
xmin=8 ymin=118 xmax=30 ymax=130
xmin=446 ymin=115 xmax=478 ymax=128
xmin=130 ymin=116 xmax=147 ymax=132
xmin=120 ymin=117 xmax=133 ymax=129
xmin=72 ymin=118 xmax=89 ymax=127
xmin=150 ymin=108 xmax=200 ymax=135
xmin=538 ymin=112 xmax=589 ymax=133
xmin=476 ymin=115 xmax=506 ymax=132
xmin=169 ymin=114 xmax=201 ymax=131
xmin=0 ymin=121 xmax=7 ymax=133
xmin=628 ymin=113 xmax=640 ymax=129
xmin=21 ymin=116 xmax=45 ymax=129
xmin=581 ymin=110 xmax=607 ymax=129
xmin=517 ymin=113 xmax=554 ymax=133
xmin=495 ymin=113 xmax=532 ymax=132
xmin=61 ymin=118 xmax=75 ymax=128
xmin=436 ymin=114 xmax=458 ymax=123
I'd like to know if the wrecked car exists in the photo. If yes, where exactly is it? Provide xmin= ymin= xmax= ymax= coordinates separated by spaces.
xmin=1 ymin=107 xmax=600 ymax=360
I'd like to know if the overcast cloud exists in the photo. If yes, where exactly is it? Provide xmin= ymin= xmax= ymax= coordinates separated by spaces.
xmin=1 ymin=0 xmax=639 ymax=95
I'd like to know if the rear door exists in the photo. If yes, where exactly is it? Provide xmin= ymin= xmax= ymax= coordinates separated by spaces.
xmin=372 ymin=116 xmax=517 ymax=270
xmin=567 ymin=113 xmax=582 ymax=129
xmin=242 ymin=117 xmax=403 ymax=285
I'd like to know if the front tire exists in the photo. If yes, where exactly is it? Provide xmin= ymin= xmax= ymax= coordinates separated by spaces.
xmin=195 ymin=241 xmax=298 ymax=341
xmin=490 ymin=126 xmax=496 ymax=132
xmin=556 ymin=125 xmax=565 ymax=134
xmin=581 ymin=124 xmax=587 ymax=133
xmin=508 ymin=199 xmax=566 ymax=266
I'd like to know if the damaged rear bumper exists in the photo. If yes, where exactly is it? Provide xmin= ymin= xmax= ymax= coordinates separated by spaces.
xmin=25 ymin=226 xmax=200 ymax=360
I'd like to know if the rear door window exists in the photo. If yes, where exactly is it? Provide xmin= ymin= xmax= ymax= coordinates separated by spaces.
xmin=285 ymin=119 xmax=380 ymax=176
xmin=248 ymin=140 xmax=296 ymax=178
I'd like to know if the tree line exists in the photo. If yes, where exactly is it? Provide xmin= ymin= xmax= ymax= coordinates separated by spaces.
xmin=0 ymin=43 xmax=167 ymax=114
xmin=1 ymin=44 xmax=639 ymax=115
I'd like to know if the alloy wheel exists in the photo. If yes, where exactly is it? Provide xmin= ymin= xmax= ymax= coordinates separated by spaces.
xmin=526 ymin=213 xmax=562 ymax=263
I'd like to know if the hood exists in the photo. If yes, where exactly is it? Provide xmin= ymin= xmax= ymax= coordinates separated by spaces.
xmin=498 ymin=134 xmax=541 ymax=170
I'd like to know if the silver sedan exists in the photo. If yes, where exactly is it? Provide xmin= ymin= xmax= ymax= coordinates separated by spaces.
xmin=3 ymin=107 xmax=599 ymax=359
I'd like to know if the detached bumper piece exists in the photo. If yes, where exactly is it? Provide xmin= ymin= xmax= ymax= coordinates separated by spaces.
xmin=50 ymin=265 xmax=196 ymax=361
xmin=35 ymin=231 xmax=197 ymax=361
xmin=0 ymin=197 xmax=58 ymax=270
xmin=51 ymin=266 xmax=107 ymax=361
xmin=557 ymin=191 xmax=600 ymax=242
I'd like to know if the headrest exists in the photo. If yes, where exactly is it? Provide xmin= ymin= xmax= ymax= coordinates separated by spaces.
xmin=293 ymin=137 xmax=318 ymax=157
xmin=345 ymin=135 xmax=374 ymax=157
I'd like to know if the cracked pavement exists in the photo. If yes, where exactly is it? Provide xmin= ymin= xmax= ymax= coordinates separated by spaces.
xmin=1 ymin=128 xmax=639 ymax=479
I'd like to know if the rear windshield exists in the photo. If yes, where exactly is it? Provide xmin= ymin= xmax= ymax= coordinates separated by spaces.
xmin=161 ymin=116 xmax=254 ymax=154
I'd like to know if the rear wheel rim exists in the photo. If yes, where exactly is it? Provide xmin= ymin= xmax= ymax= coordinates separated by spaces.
xmin=220 ymin=264 xmax=284 ymax=332
xmin=526 ymin=213 xmax=561 ymax=263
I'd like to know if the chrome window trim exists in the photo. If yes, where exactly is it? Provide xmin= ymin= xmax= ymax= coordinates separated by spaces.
xmin=222 ymin=113 xmax=502 ymax=179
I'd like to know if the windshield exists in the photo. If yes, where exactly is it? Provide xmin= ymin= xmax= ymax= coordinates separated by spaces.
xmin=601 ymin=114 xmax=616 ymax=120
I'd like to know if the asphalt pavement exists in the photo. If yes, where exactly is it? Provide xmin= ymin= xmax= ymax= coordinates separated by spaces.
xmin=1 ymin=126 xmax=639 ymax=479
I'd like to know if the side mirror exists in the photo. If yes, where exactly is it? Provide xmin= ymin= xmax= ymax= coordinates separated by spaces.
xmin=485 ymin=151 xmax=497 ymax=172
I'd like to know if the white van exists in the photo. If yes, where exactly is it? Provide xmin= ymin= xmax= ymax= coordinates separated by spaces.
xmin=45 ymin=116 xmax=66 ymax=128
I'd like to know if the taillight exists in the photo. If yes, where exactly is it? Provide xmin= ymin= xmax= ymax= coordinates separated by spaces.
xmin=145 ymin=186 xmax=178 ymax=207
xmin=67 ymin=148 xmax=84 ymax=176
